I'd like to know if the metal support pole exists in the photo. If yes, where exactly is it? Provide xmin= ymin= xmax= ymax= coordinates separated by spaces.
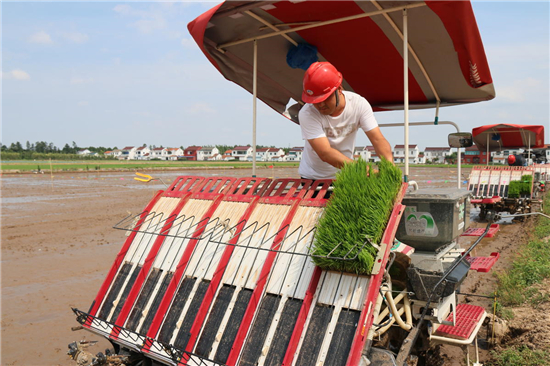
xmin=486 ymin=134 xmax=489 ymax=166
xmin=528 ymin=134 xmax=531 ymax=165
xmin=252 ymin=39 xmax=257 ymax=177
xmin=403 ymin=9 xmax=409 ymax=181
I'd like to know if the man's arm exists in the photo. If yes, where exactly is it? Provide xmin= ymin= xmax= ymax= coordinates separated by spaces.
xmin=308 ymin=136 xmax=354 ymax=169
xmin=365 ymin=127 xmax=394 ymax=162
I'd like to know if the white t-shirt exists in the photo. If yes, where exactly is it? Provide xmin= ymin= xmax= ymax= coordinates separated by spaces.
xmin=298 ymin=91 xmax=378 ymax=180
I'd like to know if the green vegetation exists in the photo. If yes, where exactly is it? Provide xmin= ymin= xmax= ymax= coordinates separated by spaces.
xmin=488 ymin=192 xmax=550 ymax=364
xmin=489 ymin=345 xmax=550 ymax=366
xmin=494 ymin=192 xmax=550 ymax=308
xmin=1 ymin=159 xmax=299 ymax=172
xmin=312 ymin=158 xmax=402 ymax=275
xmin=508 ymin=175 xmax=533 ymax=198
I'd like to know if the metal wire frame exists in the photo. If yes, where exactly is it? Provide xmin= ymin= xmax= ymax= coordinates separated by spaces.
xmin=112 ymin=210 xmax=379 ymax=262
xmin=72 ymin=308 xmax=226 ymax=366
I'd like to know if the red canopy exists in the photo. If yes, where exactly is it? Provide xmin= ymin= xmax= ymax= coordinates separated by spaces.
xmin=472 ymin=124 xmax=545 ymax=151
xmin=188 ymin=1 xmax=495 ymax=124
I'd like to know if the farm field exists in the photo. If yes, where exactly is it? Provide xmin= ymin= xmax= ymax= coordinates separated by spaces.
xmin=0 ymin=159 xmax=300 ymax=172
xmin=1 ymin=166 xmax=548 ymax=365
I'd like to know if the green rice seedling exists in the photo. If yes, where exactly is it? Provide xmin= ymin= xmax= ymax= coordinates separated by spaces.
xmin=312 ymin=157 xmax=402 ymax=274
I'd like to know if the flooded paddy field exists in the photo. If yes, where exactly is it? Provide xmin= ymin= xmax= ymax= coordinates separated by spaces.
xmin=0 ymin=166 xmax=543 ymax=365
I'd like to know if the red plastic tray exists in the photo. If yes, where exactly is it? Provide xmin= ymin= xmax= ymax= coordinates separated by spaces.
xmin=466 ymin=252 xmax=500 ymax=272
xmin=434 ymin=303 xmax=486 ymax=340
xmin=461 ymin=224 xmax=500 ymax=238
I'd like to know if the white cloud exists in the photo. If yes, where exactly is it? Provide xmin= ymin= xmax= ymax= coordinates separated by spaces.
xmin=28 ymin=31 xmax=53 ymax=44
xmin=181 ymin=37 xmax=196 ymax=49
xmin=113 ymin=4 xmax=133 ymax=16
xmin=70 ymin=77 xmax=94 ymax=84
xmin=188 ymin=102 xmax=216 ymax=115
xmin=134 ymin=17 xmax=166 ymax=34
xmin=498 ymin=77 xmax=543 ymax=103
xmin=2 ymin=69 xmax=31 ymax=80
xmin=77 ymin=101 xmax=89 ymax=107
xmin=113 ymin=4 xmax=167 ymax=34
xmin=61 ymin=32 xmax=89 ymax=44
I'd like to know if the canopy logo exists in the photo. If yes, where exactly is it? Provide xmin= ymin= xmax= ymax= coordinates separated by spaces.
xmin=405 ymin=212 xmax=439 ymax=237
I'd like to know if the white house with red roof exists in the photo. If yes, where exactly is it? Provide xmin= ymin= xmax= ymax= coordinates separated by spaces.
xmin=254 ymin=148 xmax=285 ymax=162
xmin=104 ymin=149 xmax=121 ymax=158
xmin=287 ymin=147 xmax=303 ymax=161
xmin=165 ymin=147 xmax=184 ymax=160
xmin=424 ymin=147 xmax=452 ymax=164
xmin=222 ymin=150 xmax=233 ymax=161
xmin=198 ymin=147 xmax=219 ymax=161
xmin=150 ymin=147 xmax=166 ymax=160
xmin=120 ymin=146 xmax=137 ymax=160
xmin=232 ymin=146 xmax=253 ymax=161
xmin=393 ymin=144 xmax=420 ymax=164
xmin=135 ymin=146 xmax=151 ymax=160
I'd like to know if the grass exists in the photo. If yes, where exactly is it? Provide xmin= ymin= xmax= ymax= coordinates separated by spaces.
xmin=493 ymin=192 xmax=550 ymax=308
xmin=488 ymin=192 xmax=550 ymax=364
xmin=488 ymin=345 xmax=550 ymax=366
xmin=311 ymin=158 xmax=402 ymax=275
xmin=0 ymin=159 xmax=299 ymax=172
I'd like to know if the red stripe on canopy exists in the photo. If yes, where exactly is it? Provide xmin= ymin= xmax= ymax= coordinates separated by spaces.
xmin=426 ymin=1 xmax=493 ymax=89
xmin=265 ymin=1 xmax=428 ymax=109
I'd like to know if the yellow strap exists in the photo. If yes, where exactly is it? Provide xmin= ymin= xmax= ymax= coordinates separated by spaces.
xmin=134 ymin=172 xmax=153 ymax=182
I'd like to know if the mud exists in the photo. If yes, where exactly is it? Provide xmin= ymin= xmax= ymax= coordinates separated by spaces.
xmin=1 ymin=166 xmax=548 ymax=365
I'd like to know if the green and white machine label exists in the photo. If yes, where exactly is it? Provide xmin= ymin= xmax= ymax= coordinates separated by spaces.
xmin=405 ymin=212 xmax=439 ymax=237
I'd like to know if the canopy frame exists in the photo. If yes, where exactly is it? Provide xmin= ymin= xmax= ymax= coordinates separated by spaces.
xmin=216 ymin=1 xmax=443 ymax=179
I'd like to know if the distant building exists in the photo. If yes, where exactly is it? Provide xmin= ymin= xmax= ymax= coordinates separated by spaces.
xmin=77 ymin=149 xmax=91 ymax=156
xmin=135 ymin=146 xmax=151 ymax=160
xmin=184 ymin=146 xmax=202 ymax=161
xmin=198 ymin=147 xmax=220 ymax=161
xmin=222 ymin=150 xmax=234 ymax=161
xmin=120 ymin=146 xmax=137 ymax=160
xmin=232 ymin=146 xmax=253 ymax=161
xmin=254 ymin=148 xmax=285 ymax=162
xmin=424 ymin=147 xmax=452 ymax=164
xmin=393 ymin=145 xmax=420 ymax=164
xmin=165 ymin=147 xmax=184 ymax=160
xmin=462 ymin=146 xmax=489 ymax=164
xmin=287 ymin=147 xmax=303 ymax=162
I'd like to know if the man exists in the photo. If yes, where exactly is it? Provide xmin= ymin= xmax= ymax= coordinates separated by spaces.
xmin=298 ymin=62 xmax=393 ymax=180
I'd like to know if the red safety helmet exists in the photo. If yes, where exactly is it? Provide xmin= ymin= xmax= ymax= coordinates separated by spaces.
xmin=302 ymin=62 xmax=343 ymax=104
xmin=507 ymin=155 xmax=516 ymax=165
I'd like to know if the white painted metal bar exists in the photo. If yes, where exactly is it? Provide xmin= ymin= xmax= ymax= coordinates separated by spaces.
xmin=379 ymin=121 xmax=462 ymax=189
xmin=403 ymin=8 xmax=410 ymax=181
xmin=486 ymin=134 xmax=489 ymax=166
xmin=253 ymin=39 xmax=258 ymax=177
xmin=217 ymin=3 xmax=427 ymax=51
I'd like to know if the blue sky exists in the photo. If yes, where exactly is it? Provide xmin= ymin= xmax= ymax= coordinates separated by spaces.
xmin=2 ymin=1 xmax=549 ymax=151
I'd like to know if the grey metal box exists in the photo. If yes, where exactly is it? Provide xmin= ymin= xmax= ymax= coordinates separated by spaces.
xmin=396 ymin=188 xmax=471 ymax=252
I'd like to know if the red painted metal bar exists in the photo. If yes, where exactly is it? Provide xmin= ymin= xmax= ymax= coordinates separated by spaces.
xmin=225 ymin=179 xmax=314 ymax=365
xmin=110 ymin=177 xmax=235 ymax=339
xmin=280 ymin=266 xmax=322 ymax=366
xmin=181 ymin=179 xmax=309 ymax=362
xmin=346 ymin=184 xmax=407 ymax=366
xmin=143 ymin=177 xmax=270 ymax=353
xmin=280 ymin=180 xmax=333 ymax=366
xmin=84 ymin=189 xmax=165 ymax=327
